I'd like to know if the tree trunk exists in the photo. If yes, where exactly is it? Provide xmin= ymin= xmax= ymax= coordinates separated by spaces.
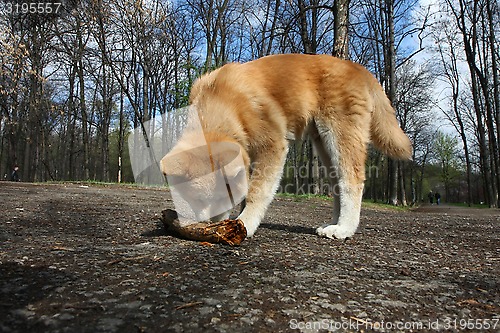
xmin=264 ymin=0 xmax=281 ymax=56
xmin=297 ymin=0 xmax=314 ymax=54
xmin=101 ymin=65 xmax=110 ymax=182
xmin=486 ymin=0 xmax=500 ymax=207
xmin=333 ymin=0 xmax=350 ymax=58
xmin=67 ymin=63 xmax=77 ymax=180
xmin=385 ymin=0 xmax=399 ymax=205
xmin=386 ymin=159 xmax=398 ymax=205
xmin=398 ymin=161 xmax=407 ymax=205
xmin=77 ymin=17 xmax=90 ymax=180
xmin=117 ymin=73 xmax=125 ymax=183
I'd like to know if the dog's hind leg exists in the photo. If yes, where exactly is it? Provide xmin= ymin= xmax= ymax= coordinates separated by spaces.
xmin=314 ymin=118 xmax=368 ymax=239
xmin=309 ymin=122 xmax=340 ymax=225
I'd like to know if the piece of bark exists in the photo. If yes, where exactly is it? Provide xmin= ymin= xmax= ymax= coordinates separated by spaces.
xmin=161 ymin=209 xmax=247 ymax=246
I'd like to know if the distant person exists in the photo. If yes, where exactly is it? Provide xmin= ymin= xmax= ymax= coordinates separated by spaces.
xmin=434 ymin=192 xmax=441 ymax=205
xmin=10 ymin=166 xmax=20 ymax=182
xmin=427 ymin=191 xmax=433 ymax=204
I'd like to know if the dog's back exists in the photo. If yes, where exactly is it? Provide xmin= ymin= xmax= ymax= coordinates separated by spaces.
xmin=191 ymin=54 xmax=411 ymax=160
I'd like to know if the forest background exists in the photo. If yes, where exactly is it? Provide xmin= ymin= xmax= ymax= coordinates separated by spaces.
xmin=0 ymin=0 xmax=498 ymax=207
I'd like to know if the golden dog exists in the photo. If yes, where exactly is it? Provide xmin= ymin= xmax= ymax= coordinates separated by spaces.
xmin=161 ymin=54 xmax=412 ymax=239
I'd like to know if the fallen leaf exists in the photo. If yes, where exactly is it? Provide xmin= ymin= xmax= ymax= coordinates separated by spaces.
xmin=225 ymin=313 xmax=243 ymax=318
xmin=457 ymin=299 xmax=481 ymax=306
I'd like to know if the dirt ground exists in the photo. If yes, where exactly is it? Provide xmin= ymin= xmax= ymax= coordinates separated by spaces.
xmin=0 ymin=182 xmax=499 ymax=333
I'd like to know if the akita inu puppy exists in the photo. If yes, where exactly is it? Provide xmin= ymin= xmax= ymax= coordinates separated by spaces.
xmin=161 ymin=54 xmax=412 ymax=239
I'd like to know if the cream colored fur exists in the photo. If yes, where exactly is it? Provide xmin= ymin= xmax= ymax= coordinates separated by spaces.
xmin=161 ymin=54 xmax=412 ymax=239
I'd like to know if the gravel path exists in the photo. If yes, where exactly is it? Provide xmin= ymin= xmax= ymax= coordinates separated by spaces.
xmin=1 ymin=182 xmax=499 ymax=332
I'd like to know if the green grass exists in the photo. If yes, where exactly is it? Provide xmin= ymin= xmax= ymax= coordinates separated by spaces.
xmin=448 ymin=202 xmax=490 ymax=209
xmin=362 ymin=200 xmax=412 ymax=212
xmin=42 ymin=180 xmax=168 ymax=189
xmin=276 ymin=192 xmax=333 ymax=202
xmin=276 ymin=192 xmax=410 ymax=211
xmin=42 ymin=180 xmax=131 ymax=186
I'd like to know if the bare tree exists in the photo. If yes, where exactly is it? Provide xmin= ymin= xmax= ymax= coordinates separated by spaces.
xmin=394 ymin=61 xmax=435 ymax=204
xmin=0 ymin=21 xmax=29 ymax=177
xmin=350 ymin=0 xmax=431 ymax=205
xmin=444 ymin=0 xmax=499 ymax=207
xmin=432 ymin=16 xmax=474 ymax=206
xmin=245 ymin=0 xmax=281 ymax=58
xmin=186 ymin=0 xmax=246 ymax=69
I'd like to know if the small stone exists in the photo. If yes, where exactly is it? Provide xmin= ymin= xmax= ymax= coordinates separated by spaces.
xmin=139 ymin=304 xmax=153 ymax=311
xmin=97 ymin=318 xmax=125 ymax=333
xmin=116 ymin=301 xmax=142 ymax=309
xmin=39 ymin=315 xmax=58 ymax=327
xmin=330 ymin=303 xmax=347 ymax=313
xmin=347 ymin=300 xmax=361 ymax=308
xmin=198 ymin=306 xmax=214 ymax=315
xmin=11 ymin=308 xmax=35 ymax=318
xmin=265 ymin=318 xmax=276 ymax=326
xmin=357 ymin=311 xmax=368 ymax=318
xmin=58 ymin=313 xmax=75 ymax=320
xmin=54 ymin=287 xmax=66 ymax=293
xmin=202 ymin=298 xmax=220 ymax=306
xmin=240 ymin=314 xmax=260 ymax=325
xmin=280 ymin=296 xmax=295 ymax=303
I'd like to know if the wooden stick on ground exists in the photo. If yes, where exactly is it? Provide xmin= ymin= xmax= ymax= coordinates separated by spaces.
xmin=161 ymin=209 xmax=247 ymax=246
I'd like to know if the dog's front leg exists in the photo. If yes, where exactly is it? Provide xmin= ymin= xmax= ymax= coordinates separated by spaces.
xmin=238 ymin=141 xmax=288 ymax=237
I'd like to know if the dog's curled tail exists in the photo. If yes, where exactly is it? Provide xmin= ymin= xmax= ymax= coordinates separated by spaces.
xmin=370 ymin=85 xmax=413 ymax=160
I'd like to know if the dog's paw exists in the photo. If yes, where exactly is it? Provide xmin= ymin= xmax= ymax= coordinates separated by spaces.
xmin=316 ymin=225 xmax=354 ymax=239
xmin=240 ymin=219 xmax=258 ymax=238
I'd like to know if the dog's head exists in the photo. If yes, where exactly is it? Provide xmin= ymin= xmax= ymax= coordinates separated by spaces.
xmin=160 ymin=132 xmax=249 ymax=223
